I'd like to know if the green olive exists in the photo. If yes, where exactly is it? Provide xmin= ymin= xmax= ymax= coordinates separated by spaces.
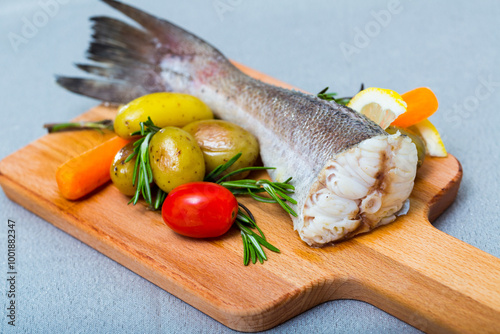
xmin=149 ymin=127 xmax=205 ymax=193
xmin=183 ymin=120 xmax=260 ymax=179
xmin=110 ymin=142 xmax=137 ymax=196
xmin=114 ymin=92 xmax=214 ymax=139
xmin=386 ymin=126 xmax=426 ymax=167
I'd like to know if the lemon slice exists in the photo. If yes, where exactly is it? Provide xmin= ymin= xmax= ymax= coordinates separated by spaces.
xmin=409 ymin=119 xmax=447 ymax=157
xmin=347 ymin=87 xmax=407 ymax=129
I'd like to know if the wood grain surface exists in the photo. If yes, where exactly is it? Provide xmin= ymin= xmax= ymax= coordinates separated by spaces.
xmin=0 ymin=64 xmax=499 ymax=333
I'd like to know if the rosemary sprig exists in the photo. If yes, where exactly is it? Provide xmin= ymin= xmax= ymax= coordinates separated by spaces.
xmin=44 ymin=119 xmax=114 ymax=133
xmin=203 ymin=152 xmax=296 ymax=265
xmin=237 ymin=203 xmax=280 ymax=265
xmin=203 ymin=153 xmax=298 ymax=217
xmin=220 ymin=179 xmax=297 ymax=217
xmin=125 ymin=117 xmax=165 ymax=209
xmin=317 ymin=83 xmax=365 ymax=105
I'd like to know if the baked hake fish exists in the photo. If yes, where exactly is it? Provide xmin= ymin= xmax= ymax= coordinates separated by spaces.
xmin=57 ymin=0 xmax=418 ymax=246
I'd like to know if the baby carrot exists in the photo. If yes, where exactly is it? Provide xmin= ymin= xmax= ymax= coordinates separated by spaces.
xmin=391 ymin=87 xmax=439 ymax=128
xmin=56 ymin=135 xmax=132 ymax=200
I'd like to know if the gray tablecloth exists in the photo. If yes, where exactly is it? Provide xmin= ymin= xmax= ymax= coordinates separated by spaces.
xmin=1 ymin=0 xmax=499 ymax=333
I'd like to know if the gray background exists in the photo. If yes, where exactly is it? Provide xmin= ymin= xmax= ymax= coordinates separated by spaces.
xmin=1 ymin=0 xmax=499 ymax=333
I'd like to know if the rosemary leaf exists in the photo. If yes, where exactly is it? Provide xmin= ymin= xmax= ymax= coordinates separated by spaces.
xmin=44 ymin=119 xmax=114 ymax=133
xmin=219 ymin=181 xmax=261 ymax=189
xmin=248 ymin=235 xmax=267 ymax=261
xmin=274 ymin=189 xmax=297 ymax=204
xmin=248 ymin=191 xmax=277 ymax=204
xmin=253 ymin=235 xmax=280 ymax=253
xmin=316 ymin=84 xmax=364 ymax=106
xmin=238 ymin=203 xmax=256 ymax=223
xmin=241 ymin=231 xmax=250 ymax=265
xmin=204 ymin=153 xmax=242 ymax=182
xmin=249 ymin=241 xmax=256 ymax=264
xmin=216 ymin=166 xmax=275 ymax=183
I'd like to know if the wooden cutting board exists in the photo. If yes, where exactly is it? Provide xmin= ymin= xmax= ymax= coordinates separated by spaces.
xmin=1 ymin=64 xmax=499 ymax=333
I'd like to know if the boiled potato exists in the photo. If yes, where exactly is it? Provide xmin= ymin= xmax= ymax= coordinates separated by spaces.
xmin=182 ymin=120 xmax=259 ymax=179
xmin=149 ymin=127 xmax=205 ymax=193
xmin=110 ymin=143 xmax=137 ymax=196
xmin=114 ymin=93 xmax=213 ymax=139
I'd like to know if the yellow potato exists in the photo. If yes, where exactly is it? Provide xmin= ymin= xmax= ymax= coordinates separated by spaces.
xmin=182 ymin=120 xmax=259 ymax=179
xmin=149 ymin=127 xmax=205 ymax=193
xmin=114 ymin=92 xmax=213 ymax=139
xmin=110 ymin=143 xmax=137 ymax=196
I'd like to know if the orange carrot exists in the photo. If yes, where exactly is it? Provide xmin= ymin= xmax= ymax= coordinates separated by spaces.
xmin=391 ymin=87 xmax=439 ymax=128
xmin=56 ymin=136 xmax=132 ymax=200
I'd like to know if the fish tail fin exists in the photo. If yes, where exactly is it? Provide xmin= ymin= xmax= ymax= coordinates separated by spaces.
xmin=57 ymin=0 xmax=235 ymax=104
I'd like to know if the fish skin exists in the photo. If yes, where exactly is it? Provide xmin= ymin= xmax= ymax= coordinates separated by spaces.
xmin=57 ymin=0 xmax=416 ymax=245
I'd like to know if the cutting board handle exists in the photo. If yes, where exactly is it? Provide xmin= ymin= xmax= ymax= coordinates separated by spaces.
xmin=343 ymin=219 xmax=500 ymax=333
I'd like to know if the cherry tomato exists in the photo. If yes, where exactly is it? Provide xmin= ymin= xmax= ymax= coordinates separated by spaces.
xmin=161 ymin=182 xmax=238 ymax=238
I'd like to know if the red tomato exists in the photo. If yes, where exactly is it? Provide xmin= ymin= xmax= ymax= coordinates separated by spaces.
xmin=161 ymin=182 xmax=238 ymax=238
